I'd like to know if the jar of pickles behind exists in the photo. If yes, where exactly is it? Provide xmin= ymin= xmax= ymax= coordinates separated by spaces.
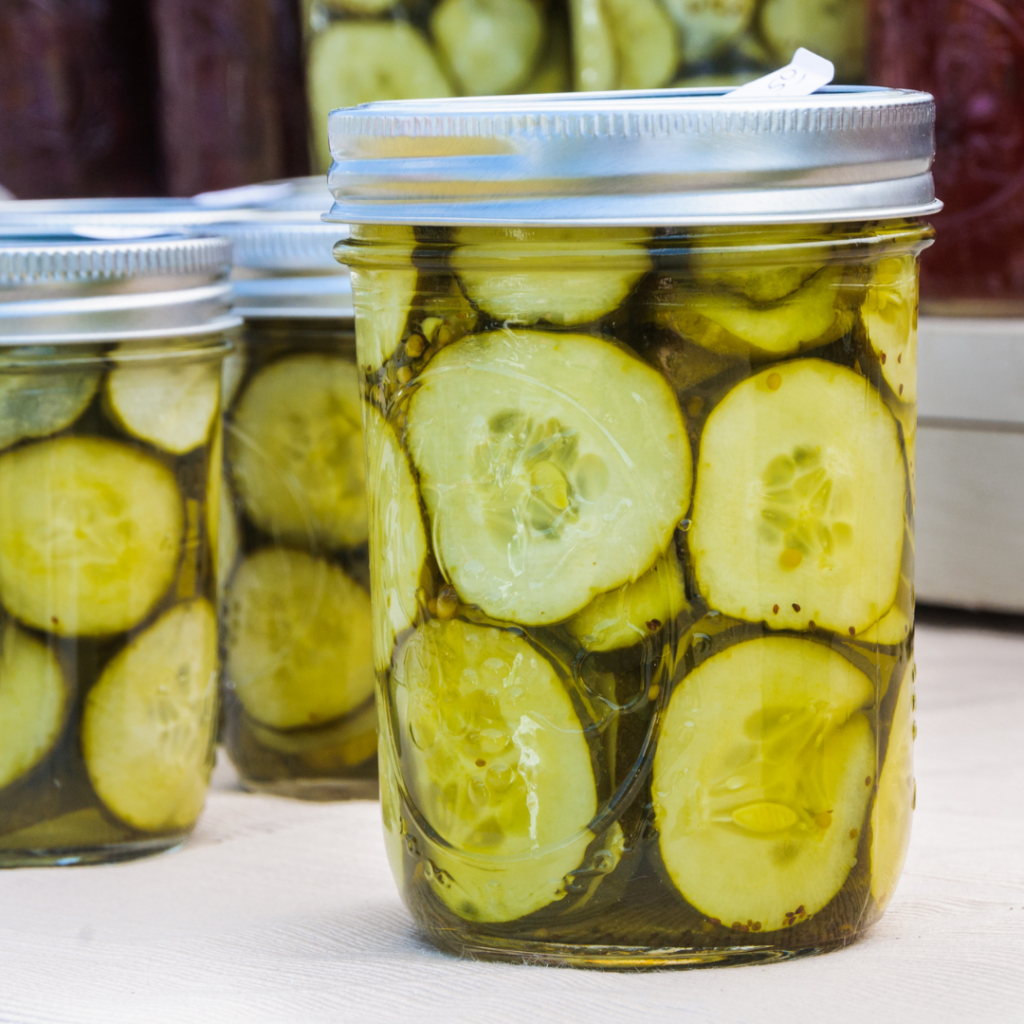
xmin=329 ymin=87 xmax=937 ymax=967
xmin=569 ymin=0 xmax=868 ymax=92
xmin=303 ymin=0 xmax=572 ymax=172
xmin=218 ymin=221 xmax=378 ymax=801
xmin=0 ymin=234 xmax=236 ymax=866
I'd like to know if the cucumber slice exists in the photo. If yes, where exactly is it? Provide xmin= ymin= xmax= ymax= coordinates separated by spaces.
xmin=872 ymin=661 xmax=915 ymax=910
xmin=431 ymin=0 xmax=544 ymax=96
xmin=603 ymin=0 xmax=679 ymax=90
xmin=82 ymin=600 xmax=217 ymax=833
xmin=688 ymin=226 xmax=831 ymax=304
xmin=760 ymin=0 xmax=867 ymax=82
xmin=406 ymin=329 xmax=693 ymax=625
xmin=452 ymin=227 xmax=651 ymax=327
xmin=106 ymin=345 xmax=220 ymax=455
xmin=658 ymin=265 xmax=851 ymax=360
xmin=308 ymin=21 xmax=454 ymax=171
xmin=225 ymin=547 xmax=374 ymax=730
xmin=364 ymin=404 xmax=428 ymax=671
xmin=0 ymin=437 xmax=184 ymax=637
xmin=222 ymin=340 xmax=248 ymax=411
xmin=857 ymin=573 xmax=912 ymax=647
xmin=663 ymin=0 xmax=756 ymax=64
xmin=351 ymin=234 xmax=419 ymax=373
xmin=393 ymin=618 xmax=598 ymax=922
xmin=653 ymin=636 xmax=875 ymax=932
xmin=862 ymin=256 xmax=917 ymax=404
xmin=570 ymin=0 xmax=617 ymax=91
xmin=567 ymin=546 xmax=687 ymax=652
xmin=248 ymin=701 xmax=377 ymax=763
xmin=0 ymin=350 xmax=101 ymax=452
xmin=0 ymin=622 xmax=67 ymax=790
xmin=690 ymin=359 xmax=905 ymax=635
xmin=229 ymin=354 xmax=368 ymax=551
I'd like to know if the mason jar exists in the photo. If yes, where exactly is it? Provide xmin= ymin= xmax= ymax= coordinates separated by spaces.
xmin=328 ymin=87 xmax=937 ymax=967
xmin=303 ymin=0 xmax=571 ymax=172
xmin=569 ymin=0 xmax=867 ymax=92
xmin=0 ymin=235 xmax=236 ymax=866
xmin=218 ymin=222 xmax=377 ymax=800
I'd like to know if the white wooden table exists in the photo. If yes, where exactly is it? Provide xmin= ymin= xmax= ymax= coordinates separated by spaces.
xmin=2 ymin=614 xmax=1022 ymax=1024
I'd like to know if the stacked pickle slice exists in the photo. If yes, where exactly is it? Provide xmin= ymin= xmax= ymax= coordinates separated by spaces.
xmin=570 ymin=0 xmax=867 ymax=91
xmin=221 ymin=331 xmax=377 ymax=791
xmin=0 ymin=342 xmax=222 ymax=858
xmin=351 ymin=219 xmax=921 ymax=949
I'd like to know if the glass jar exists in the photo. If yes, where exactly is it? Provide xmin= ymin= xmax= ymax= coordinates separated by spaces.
xmin=303 ymin=0 xmax=571 ymax=172
xmin=871 ymin=0 xmax=1024 ymax=314
xmin=329 ymin=88 xmax=937 ymax=967
xmin=218 ymin=222 xmax=377 ymax=800
xmin=0 ymin=235 xmax=236 ymax=866
xmin=569 ymin=0 xmax=868 ymax=92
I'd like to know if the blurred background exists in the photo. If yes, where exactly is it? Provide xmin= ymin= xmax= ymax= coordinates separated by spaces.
xmin=1 ymin=0 xmax=1022 ymax=616
xmin=0 ymin=0 xmax=869 ymax=199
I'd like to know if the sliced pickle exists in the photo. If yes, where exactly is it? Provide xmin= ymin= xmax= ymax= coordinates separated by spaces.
xmin=106 ymin=345 xmax=220 ymax=455
xmin=689 ymin=360 xmax=905 ymax=635
xmin=225 ymin=548 xmax=374 ymax=730
xmin=0 ymin=437 xmax=183 ymax=637
xmin=229 ymin=354 xmax=368 ymax=550
xmin=603 ymin=0 xmax=679 ymax=90
xmin=653 ymin=636 xmax=875 ymax=932
xmin=0 ymin=808 xmax=131 ymax=851
xmin=0 ymin=350 xmax=101 ymax=452
xmin=364 ymin=405 xmax=428 ymax=671
xmin=570 ymin=0 xmax=617 ymax=91
xmin=221 ymin=340 xmax=249 ymax=410
xmin=0 ymin=622 xmax=67 ymax=790
xmin=857 ymin=573 xmax=912 ymax=647
xmin=567 ymin=546 xmax=687 ymax=652
xmin=760 ymin=0 xmax=867 ymax=82
xmin=872 ymin=661 xmax=915 ymax=910
xmin=663 ymin=0 xmax=756 ymax=64
xmin=351 ymin=227 xmax=419 ymax=372
xmin=394 ymin=618 xmax=598 ymax=922
xmin=451 ymin=227 xmax=651 ymax=326
xmin=249 ymin=701 xmax=377 ymax=765
xmin=432 ymin=0 xmax=544 ymax=96
xmin=406 ymin=329 xmax=693 ymax=625
xmin=862 ymin=256 xmax=917 ymax=404
xmin=82 ymin=600 xmax=217 ymax=833
xmin=321 ymin=0 xmax=398 ymax=11
xmin=307 ymin=21 xmax=454 ymax=170
xmin=688 ymin=226 xmax=830 ymax=304
xmin=657 ymin=265 xmax=851 ymax=360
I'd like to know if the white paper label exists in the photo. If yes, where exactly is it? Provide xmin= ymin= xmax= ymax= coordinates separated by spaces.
xmin=727 ymin=48 xmax=835 ymax=99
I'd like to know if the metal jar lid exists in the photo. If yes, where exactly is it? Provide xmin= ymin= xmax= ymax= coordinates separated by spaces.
xmin=0 ymin=234 xmax=240 ymax=343
xmin=325 ymin=87 xmax=941 ymax=226
xmin=232 ymin=273 xmax=353 ymax=322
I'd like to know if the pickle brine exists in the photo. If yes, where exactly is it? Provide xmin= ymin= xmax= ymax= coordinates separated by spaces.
xmin=0 ymin=339 xmax=224 ymax=865
xmin=344 ymin=220 xmax=926 ymax=965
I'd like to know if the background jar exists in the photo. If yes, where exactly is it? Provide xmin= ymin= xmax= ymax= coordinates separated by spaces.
xmin=569 ymin=0 xmax=868 ymax=92
xmin=329 ymin=88 xmax=937 ymax=967
xmin=218 ymin=222 xmax=377 ymax=801
xmin=0 ymin=234 xmax=236 ymax=866
xmin=303 ymin=0 xmax=572 ymax=172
